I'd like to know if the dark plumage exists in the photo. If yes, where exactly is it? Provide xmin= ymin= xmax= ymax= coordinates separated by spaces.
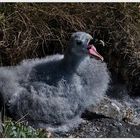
xmin=0 ymin=32 xmax=110 ymax=132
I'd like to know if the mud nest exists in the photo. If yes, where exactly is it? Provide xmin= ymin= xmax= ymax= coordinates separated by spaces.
xmin=0 ymin=3 xmax=139 ymax=96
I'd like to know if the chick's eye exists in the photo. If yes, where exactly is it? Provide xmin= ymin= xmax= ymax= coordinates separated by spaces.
xmin=76 ymin=40 xmax=82 ymax=45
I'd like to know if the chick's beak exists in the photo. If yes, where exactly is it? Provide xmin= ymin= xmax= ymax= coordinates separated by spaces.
xmin=87 ymin=44 xmax=104 ymax=61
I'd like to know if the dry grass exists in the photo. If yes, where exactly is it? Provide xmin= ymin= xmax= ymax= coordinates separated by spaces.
xmin=0 ymin=3 xmax=139 ymax=95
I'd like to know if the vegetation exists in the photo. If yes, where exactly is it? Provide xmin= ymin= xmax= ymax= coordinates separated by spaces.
xmin=0 ymin=3 xmax=140 ymax=137
xmin=2 ymin=118 xmax=51 ymax=138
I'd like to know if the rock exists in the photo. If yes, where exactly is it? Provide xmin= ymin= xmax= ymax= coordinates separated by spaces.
xmin=86 ymin=97 xmax=135 ymax=123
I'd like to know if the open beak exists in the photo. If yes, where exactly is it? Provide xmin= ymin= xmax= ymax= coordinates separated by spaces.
xmin=87 ymin=43 xmax=104 ymax=61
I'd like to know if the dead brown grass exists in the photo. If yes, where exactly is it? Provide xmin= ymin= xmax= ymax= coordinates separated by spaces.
xmin=0 ymin=3 xmax=139 ymax=95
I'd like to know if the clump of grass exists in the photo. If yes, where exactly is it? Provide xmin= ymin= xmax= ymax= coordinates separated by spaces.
xmin=2 ymin=118 xmax=51 ymax=138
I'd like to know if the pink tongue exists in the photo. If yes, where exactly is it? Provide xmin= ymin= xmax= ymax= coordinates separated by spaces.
xmin=88 ymin=45 xmax=104 ymax=61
